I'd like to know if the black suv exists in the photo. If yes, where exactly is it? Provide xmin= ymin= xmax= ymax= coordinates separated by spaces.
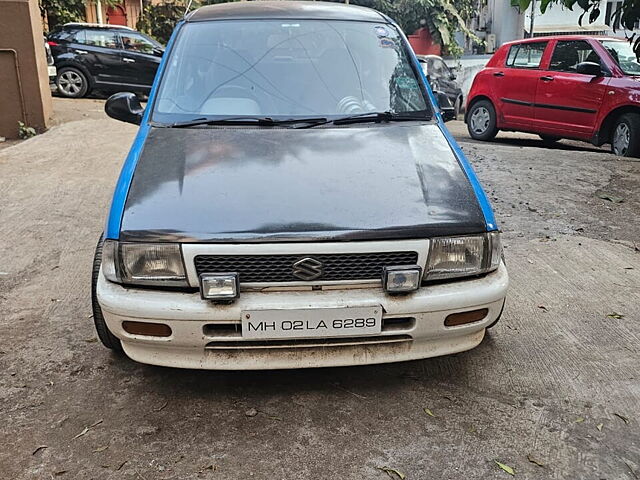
xmin=47 ymin=23 xmax=164 ymax=98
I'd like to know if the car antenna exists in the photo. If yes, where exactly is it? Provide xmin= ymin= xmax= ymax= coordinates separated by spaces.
xmin=184 ymin=0 xmax=194 ymax=15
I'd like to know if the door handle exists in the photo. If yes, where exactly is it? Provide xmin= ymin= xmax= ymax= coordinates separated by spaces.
xmin=75 ymin=49 xmax=88 ymax=54
xmin=493 ymin=71 xmax=505 ymax=77
xmin=540 ymin=76 xmax=554 ymax=81
xmin=123 ymin=57 xmax=135 ymax=63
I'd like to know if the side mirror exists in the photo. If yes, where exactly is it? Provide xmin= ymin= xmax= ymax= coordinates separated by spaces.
xmin=153 ymin=47 xmax=164 ymax=57
xmin=105 ymin=92 xmax=144 ymax=125
xmin=576 ymin=61 xmax=602 ymax=76
xmin=441 ymin=106 xmax=456 ymax=123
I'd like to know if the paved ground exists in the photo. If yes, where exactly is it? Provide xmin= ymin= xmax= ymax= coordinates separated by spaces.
xmin=1 ymin=98 xmax=638 ymax=480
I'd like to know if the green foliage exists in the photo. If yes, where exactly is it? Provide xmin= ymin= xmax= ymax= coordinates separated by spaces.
xmin=40 ymin=0 xmax=86 ymax=29
xmin=137 ymin=2 xmax=187 ymax=43
xmin=326 ymin=0 xmax=479 ymax=56
xmin=137 ymin=0 xmax=241 ymax=44
xmin=18 ymin=122 xmax=37 ymax=140
xmin=40 ymin=0 xmax=132 ymax=31
xmin=511 ymin=0 xmax=639 ymax=56
xmin=137 ymin=0 xmax=477 ymax=54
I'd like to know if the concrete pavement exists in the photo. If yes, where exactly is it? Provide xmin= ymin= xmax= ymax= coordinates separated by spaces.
xmin=0 ymin=99 xmax=638 ymax=479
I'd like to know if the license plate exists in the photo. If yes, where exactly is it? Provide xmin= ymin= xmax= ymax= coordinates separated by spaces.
xmin=241 ymin=306 xmax=382 ymax=340
xmin=48 ymin=66 xmax=57 ymax=77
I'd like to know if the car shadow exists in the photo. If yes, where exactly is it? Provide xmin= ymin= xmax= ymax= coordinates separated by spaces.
xmin=459 ymin=135 xmax=608 ymax=154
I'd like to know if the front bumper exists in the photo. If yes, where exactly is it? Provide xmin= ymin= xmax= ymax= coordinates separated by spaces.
xmin=97 ymin=262 xmax=508 ymax=370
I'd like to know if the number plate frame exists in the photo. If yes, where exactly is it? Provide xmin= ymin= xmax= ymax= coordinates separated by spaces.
xmin=241 ymin=306 xmax=383 ymax=340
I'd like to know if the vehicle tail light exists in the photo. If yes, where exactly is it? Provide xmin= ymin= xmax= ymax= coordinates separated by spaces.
xmin=47 ymin=41 xmax=59 ymax=47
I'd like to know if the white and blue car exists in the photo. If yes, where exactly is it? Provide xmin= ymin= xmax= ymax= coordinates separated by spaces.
xmin=93 ymin=1 xmax=508 ymax=370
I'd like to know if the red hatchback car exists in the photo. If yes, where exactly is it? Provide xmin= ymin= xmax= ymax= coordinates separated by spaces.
xmin=466 ymin=36 xmax=640 ymax=157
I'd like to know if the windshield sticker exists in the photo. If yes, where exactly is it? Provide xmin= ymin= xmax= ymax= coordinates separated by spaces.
xmin=374 ymin=26 xmax=389 ymax=37
xmin=379 ymin=38 xmax=396 ymax=48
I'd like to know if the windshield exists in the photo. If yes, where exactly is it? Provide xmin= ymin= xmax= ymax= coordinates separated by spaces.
xmin=600 ymin=40 xmax=640 ymax=75
xmin=152 ymin=20 xmax=430 ymax=124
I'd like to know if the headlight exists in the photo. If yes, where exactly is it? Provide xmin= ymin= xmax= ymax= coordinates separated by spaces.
xmin=102 ymin=240 xmax=188 ymax=287
xmin=425 ymin=232 xmax=501 ymax=281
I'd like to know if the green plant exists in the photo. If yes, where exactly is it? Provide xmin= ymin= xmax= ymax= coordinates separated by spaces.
xmin=18 ymin=122 xmax=37 ymax=140
xmin=40 ymin=0 xmax=124 ymax=31
xmin=137 ymin=2 xmax=187 ymax=44
xmin=136 ymin=0 xmax=476 ymax=55
xmin=40 ymin=0 xmax=85 ymax=29
xmin=325 ymin=0 xmax=479 ymax=57
xmin=137 ymin=0 xmax=242 ymax=44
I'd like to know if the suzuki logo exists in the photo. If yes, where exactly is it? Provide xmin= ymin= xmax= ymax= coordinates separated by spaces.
xmin=292 ymin=257 xmax=323 ymax=281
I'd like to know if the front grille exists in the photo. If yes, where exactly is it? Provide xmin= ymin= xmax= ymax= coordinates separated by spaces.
xmin=194 ymin=251 xmax=419 ymax=283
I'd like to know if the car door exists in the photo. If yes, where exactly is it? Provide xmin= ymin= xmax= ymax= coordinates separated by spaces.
xmin=533 ymin=39 xmax=610 ymax=137
xmin=72 ymin=29 xmax=126 ymax=85
xmin=493 ymin=41 xmax=549 ymax=129
xmin=117 ymin=31 xmax=162 ymax=89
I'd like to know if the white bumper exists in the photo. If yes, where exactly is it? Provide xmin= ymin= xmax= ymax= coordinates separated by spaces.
xmin=97 ymin=262 xmax=508 ymax=370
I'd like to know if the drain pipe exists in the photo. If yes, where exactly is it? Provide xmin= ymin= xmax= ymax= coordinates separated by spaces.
xmin=0 ymin=48 xmax=28 ymax=126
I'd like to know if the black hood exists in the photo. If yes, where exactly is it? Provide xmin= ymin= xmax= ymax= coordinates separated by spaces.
xmin=120 ymin=123 xmax=486 ymax=243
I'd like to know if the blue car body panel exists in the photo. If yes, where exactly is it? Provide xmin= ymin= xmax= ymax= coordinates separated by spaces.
xmin=105 ymin=22 xmax=184 ymax=240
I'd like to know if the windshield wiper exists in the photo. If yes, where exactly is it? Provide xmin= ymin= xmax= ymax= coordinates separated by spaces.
xmin=332 ymin=111 xmax=430 ymax=126
xmin=166 ymin=116 xmax=328 ymax=128
xmin=293 ymin=111 xmax=431 ymax=129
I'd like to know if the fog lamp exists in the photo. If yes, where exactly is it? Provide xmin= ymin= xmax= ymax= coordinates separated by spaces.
xmin=200 ymin=273 xmax=239 ymax=301
xmin=383 ymin=266 xmax=422 ymax=293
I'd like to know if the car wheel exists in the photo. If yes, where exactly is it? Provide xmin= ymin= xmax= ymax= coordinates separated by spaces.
xmin=56 ymin=67 xmax=89 ymax=98
xmin=454 ymin=96 xmax=463 ymax=121
xmin=467 ymin=99 xmax=498 ymax=141
xmin=611 ymin=113 xmax=640 ymax=157
xmin=539 ymin=134 xmax=561 ymax=146
xmin=91 ymin=234 xmax=123 ymax=351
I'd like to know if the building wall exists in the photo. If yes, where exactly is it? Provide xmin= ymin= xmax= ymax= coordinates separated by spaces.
xmin=0 ymin=0 xmax=53 ymax=139
xmin=407 ymin=28 xmax=442 ymax=56
xmin=85 ymin=0 xmax=142 ymax=29
xmin=445 ymin=55 xmax=493 ymax=99
xmin=487 ymin=0 xmax=525 ymax=47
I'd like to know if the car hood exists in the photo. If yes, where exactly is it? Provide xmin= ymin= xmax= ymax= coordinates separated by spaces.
xmin=120 ymin=123 xmax=486 ymax=243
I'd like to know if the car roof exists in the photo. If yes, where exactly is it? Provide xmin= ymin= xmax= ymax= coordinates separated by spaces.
xmin=62 ymin=22 xmax=134 ymax=30
xmin=501 ymin=34 xmax=624 ymax=47
xmin=185 ymin=1 xmax=387 ymax=23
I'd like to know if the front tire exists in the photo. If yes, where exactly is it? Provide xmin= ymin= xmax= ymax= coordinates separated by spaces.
xmin=467 ymin=99 xmax=498 ymax=141
xmin=91 ymin=235 xmax=122 ymax=351
xmin=611 ymin=113 xmax=640 ymax=157
xmin=56 ymin=67 xmax=89 ymax=98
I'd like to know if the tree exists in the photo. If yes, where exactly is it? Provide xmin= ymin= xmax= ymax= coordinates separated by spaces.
xmin=137 ymin=0 xmax=239 ymax=43
xmin=136 ymin=0 xmax=478 ymax=54
xmin=512 ymin=0 xmax=640 ymax=56
xmin=40 ymin=0 xmax=122 ymax=30
xmin=326 ymin=0 xmax=480 ymax=56
xmin=40 ymin=0 xmax=86 ymax=27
